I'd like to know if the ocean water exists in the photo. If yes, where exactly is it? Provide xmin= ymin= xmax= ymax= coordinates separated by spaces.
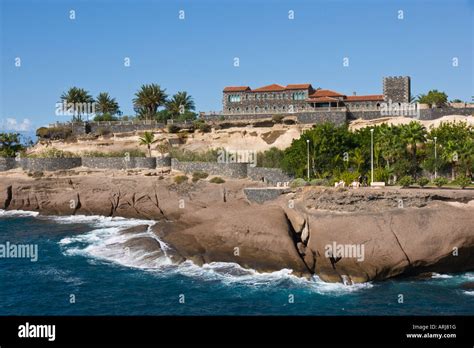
xmin=0 ymin=210 xmax=472 ymax=316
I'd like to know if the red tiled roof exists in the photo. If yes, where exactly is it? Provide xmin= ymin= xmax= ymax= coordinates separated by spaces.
xmin=307 ymin=96 xmax=340 ymax=103
xmin=309 ymin=89 xmax=345 ymax=98
xmin=286 ymin=84 xmax=313 ymax=90
xmin=252 ymin=84 xmax=286 ymax=92
xmin=223 ymin=86 xmax=250 ymax=92
xmin=345 ymin=94 xmax=384 ymax=102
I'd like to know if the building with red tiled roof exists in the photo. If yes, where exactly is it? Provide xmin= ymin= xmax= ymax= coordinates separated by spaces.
xmin=223 ymin=86 xmax=250 ymax=92
xmin=221 ymin=77 xmax=411 ymax=116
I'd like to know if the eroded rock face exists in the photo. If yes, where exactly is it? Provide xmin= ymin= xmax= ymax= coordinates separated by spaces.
xmin=153 ymin=203 xmax=311 ymax=277
xmin=281 ymin=201 xmax=474 ymax=283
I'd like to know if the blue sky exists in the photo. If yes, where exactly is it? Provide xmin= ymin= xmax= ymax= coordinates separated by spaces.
xmin=0 ymin=0 xmax=472 ymax=132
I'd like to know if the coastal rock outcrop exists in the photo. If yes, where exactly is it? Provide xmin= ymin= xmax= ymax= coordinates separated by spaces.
xmin=0 ymin=175 xmax=473 ymax=283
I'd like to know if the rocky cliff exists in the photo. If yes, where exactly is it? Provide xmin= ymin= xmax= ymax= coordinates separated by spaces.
xmin=0 ymin=175 xmax=472 ymax=283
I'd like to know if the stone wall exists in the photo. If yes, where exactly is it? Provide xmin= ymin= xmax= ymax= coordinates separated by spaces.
xmin=81 ymin=157 xmax=156 ymax=170
xmin=63 ymin=121 xmax=165 ymax=136
xmin=156 ymin=156 xmax=172 ymax=167
xmin=171 ymin=159 xmax=248 ymax=178
xmin=0 ymin=158 xmax=20 ymax=171
xmin=20 ymin=158 xmax=82 ymax=171
xmin=203 ymin=111 xmax=348 ymax=125
xmin=247 ymin=166 xmax=293 ymax=185
xmin=243 ymin=187 xmax=291 ymax=204
xmin=296 ymin=111 xmax=347 ymax=125
xmin=418 ymin=107 xmax=474 ymax=120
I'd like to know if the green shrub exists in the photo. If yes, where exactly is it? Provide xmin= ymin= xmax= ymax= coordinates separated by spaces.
xmin=398 ymin=176 xmax=414 ymax=188
xmin=27 ymin=171 xmax=44 ymax=178
xmin=174 ymin=175 xmax=188 ymax=184
xmin=257 ymin=147 xmax=284 ymax=168
xmin=36 ymin=126 xmax=73 ymax=140
xmin=453 ymin=175 xmax=471 ymax=189
xmin=93 ymin=113 xmax=118 ymax=122
xmin=290 ymin=178 xmax=307 ymax=188
xmin=192 ymin=171 xmax=209 ymax=182
xmin=433 ymin=177 xmax=448 ymax=188
xmin=167 ymin=124 xmax=180 ymax=133
xmin=209 ymin=176 xmax=225 ymax=184
xmin=309 ymin=178 xmax=329 ymax=186
xmin=81 ymin=150 xmax=145 ymax=157
xmin=193 ymin=120 xmax=212 ymax=133
xmin=374 ymin=167 xmax=390 ymax=183
xmin=272 ymin=114 xmax=284 ymax=124
xmin=95 ymin=127 xmax=111 ymax=137
xmin=29 ymin=148 xmax=76 ymax=158
xmin=417 ymin=177 xmax=430 ymax=188
xmin=338 ymin=171 xmax=360 ymax=186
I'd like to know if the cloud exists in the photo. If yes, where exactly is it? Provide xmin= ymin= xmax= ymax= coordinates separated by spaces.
xmin=0 ymin=118 xmax=32 ymax=132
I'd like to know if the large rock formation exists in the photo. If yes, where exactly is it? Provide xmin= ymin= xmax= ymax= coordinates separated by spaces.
xmin=0 ymin=175 xmax=472 ymax=283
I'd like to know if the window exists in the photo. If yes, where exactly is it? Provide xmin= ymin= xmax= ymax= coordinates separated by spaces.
xmin=228 ymin=94 xmax=241 ymax=103
xmin=292 ymin=92 xmax=305 ymax=100
xmin=255 ymin=106 xmax=259 ymax=112
xmin=264 ymin=94 xmax=267 ymax=100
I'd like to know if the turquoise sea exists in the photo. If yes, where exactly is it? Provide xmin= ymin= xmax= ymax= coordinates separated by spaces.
xmin=0 ymin=210 xmax=473 ymax=316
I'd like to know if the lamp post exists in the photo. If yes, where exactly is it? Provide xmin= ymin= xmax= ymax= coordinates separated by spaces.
xmin=370 ymin=128 xmax=374 ymax=185
xmin=306 ymin=139 xmax=310 ymax=181
xmin=434 ymin=136 xmax=438 ymax=179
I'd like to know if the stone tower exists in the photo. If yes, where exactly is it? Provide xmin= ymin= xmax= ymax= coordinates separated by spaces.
xmin=383 ymin=76 xmax=411 ymax=103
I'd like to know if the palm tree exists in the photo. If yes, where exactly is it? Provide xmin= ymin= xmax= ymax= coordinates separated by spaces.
xmin=401 ymin=121 xmax=427 ymax=178
xmin=351 ymin=148 xmax=365 ymax=172
xmin=133 ymin=84 xmax=168 ymax=121
xmin=95 ymin=92 xmax=120 ymax=118
xmin=60 ymin=87 xmax=94 ymax=122
xmin=166 ymin=91 xmax=195 ymax=119
xmin=139 ymin=131 xmax=158 ymax=157
xmin=441 ymin=140 xmax=461 ymax=180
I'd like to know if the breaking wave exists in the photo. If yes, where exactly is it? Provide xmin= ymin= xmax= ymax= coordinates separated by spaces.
xmin=0 ymin=209 xmax=39 ymax=217
xmin=51 ymin=214 xmax=374 ymax=295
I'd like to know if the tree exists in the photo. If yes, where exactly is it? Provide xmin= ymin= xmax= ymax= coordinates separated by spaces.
xmin=133 ymin=84 xmax=168 ymax=121
xmin=60 ymin=87 xmax=94 ymax=122
xmin=139 ymin=131 xmax=158 ymax=157
xmin=156 ymin=142 xmax=170 ymax=158
xmin=400 ymin=121 xmax=427 ymax=178
xmin=417 ymin=90 xmax=448 ymax=107
xmin=94 ymin=92 xmax=120 ymax=120
xmin=166 ymin=91 xmax=195 ymax=119
xmin=0 ymin=133 xmax=24 ymax=157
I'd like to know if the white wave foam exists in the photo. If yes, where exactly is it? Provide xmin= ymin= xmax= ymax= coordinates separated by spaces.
xmin=52 ymin=214 xmax=373 ymax=293
xmin=149 ymin=261 xmax=373 ymax=294
xmin=462 ymin=273 xmax=474 ymax=281
xmin=432 ymin=273 xmax=454 ymax=279
xmin=58 ymin=217 xmax=173 ymax=270
xmin=0 ymin=209 xmax=39 ymax=217
xmin=463 ymin=291 xmax=474 ymax=296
